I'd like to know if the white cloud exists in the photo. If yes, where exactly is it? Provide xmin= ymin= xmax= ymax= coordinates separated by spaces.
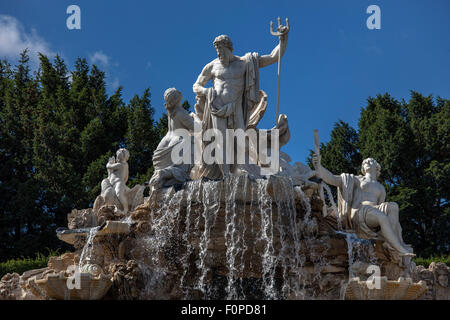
xmin=89 ymin=51 xmax=110 ymax=67
xmin=89 ymin=51 xmax=120 ymax=90
xmin=0 ymin=15 xmax=54 ymax=63
xmin=110 ymin=77 xmax=120 ymax=90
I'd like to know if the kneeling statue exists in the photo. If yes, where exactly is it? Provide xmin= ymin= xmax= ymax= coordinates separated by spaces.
xmin=93 ymin=148 xmax=144 ymax=215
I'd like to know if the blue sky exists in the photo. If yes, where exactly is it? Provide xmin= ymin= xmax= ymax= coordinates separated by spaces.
xmin=1 ymin=0 xmax=449 ymax=164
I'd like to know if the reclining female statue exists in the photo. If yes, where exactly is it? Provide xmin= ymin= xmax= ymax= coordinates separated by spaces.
xmin=312 ymin=155 xmax=414 ymax=257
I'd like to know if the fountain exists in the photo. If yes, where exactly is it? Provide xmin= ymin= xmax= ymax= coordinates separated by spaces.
xmin=0 ymin=21 xmax=442 ymax=301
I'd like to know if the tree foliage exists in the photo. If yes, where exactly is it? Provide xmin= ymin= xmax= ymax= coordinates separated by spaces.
xmin=0 ymin=51 xmax=168 ymax=260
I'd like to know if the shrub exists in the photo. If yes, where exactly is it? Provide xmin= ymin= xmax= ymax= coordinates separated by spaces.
xmin=413 ymin=255 xmax=450 ymax=268
xmin=0 ymin=249 xmax=61 ymax=279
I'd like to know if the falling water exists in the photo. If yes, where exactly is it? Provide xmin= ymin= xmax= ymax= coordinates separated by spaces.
xmin=237 ymin=177 xmax=249 ymax=297
xmin=78 ymin=226 xmax=100 ymax=272
xmin=257 ymin=178 xmax=277 ymax=299
xmin=179 ymin=180 xmax=201 ymax=295
xmin=342 ymin=232 xmax=358 ymax=278
xmin=197 ymin=180 xmax=221 ymax=296
xmin=134 ymin=174 xmax=322 ymax=300
xmin=139 ymin=186 xmax=184 ymax=298
xmin=322 ymin=183 xmax=341 ymax=230
xmin=280 ymin=178 xmax=304 ymax=299
xmin=224 ymin=175 xmax=248 ymax=299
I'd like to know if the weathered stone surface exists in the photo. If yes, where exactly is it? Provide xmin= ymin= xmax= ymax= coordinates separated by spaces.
xmin=29 ymin=272 xmax=112 ymax=300
xmin=0 ymin=268 xmax=52 ymax=300
xmin=108 ymin=260 xmax=144 ymax=300
xmin=412 ymin=262 xmax=450 ymax=300
xmin=343 ymin=277 xmax=427 ymax=300
xmin=68 ymin=208 xmax=96 ymax=229
xmin=48 ymin=252 xmax=80 ymax=272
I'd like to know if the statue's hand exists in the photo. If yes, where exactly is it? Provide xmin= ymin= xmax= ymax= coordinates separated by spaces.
xmin=278 ymin=25 xmax=289 ymax=42
xmin=277 ymin=25 xmax=289 ymax=35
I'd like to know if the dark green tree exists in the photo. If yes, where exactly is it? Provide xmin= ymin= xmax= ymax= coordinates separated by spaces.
xmin=358 ymin=92 xmax=449 ymax=257
xmin=0 ymin=50 xmax=49 ymax=259
xmin=0 ymin=52 xmax=169 ymax=261
xmin=307 ymin=120 xmax=361 ymax=175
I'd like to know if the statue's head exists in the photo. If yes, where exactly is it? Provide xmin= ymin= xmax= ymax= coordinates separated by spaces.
xmin=116 ymin=148 xmax=130 ymax=162
xmin=213 ymin=35 xmax=233 ymax=65
xmin=361 ymin=158 xmax=381 ymax=179
xmin=163 ymin=88 xmax=182 ymax=110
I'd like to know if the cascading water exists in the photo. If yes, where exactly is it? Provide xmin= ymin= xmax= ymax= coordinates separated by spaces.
xmin=197 ymin=180 xmax=221 ymax=296
xmin=322 ymin=183 xmax=340 ymax=230
xmin=179 ymin=180 xmax=201 ymax=296
xmin=78 ymin=226 xmax=100 ymax=272
xmin=224 ymin=175 xmax=247 ymax=299
xmin=133 ymin=174 xmax=332 ymax=300
xmin=338 ymin=230 xmax=377 ymax=299
xmin=138 ymin=186 xmax=184 ymax=298
xmin=257 ymin=178 xmax=277 ymax=299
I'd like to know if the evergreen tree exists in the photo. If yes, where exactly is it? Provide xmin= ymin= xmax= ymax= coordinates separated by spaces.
xmin=0 ymin=50 xmax=48 ymax=259
xmin=358 ymin=92 xmax=449 ymax=257
xmin=125 ymin=89 xmax=159 ymax=185
xmin=307 ymin=120 xmax=361 ymax=175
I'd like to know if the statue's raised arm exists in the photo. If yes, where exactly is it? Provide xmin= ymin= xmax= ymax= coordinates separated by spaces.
xmin=312 ymin=153 xmax=342 ymax=188
xmin=259 ymin=24 xmax=289 ymax=68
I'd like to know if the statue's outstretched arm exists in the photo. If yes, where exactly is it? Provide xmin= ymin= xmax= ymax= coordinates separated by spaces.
xmin=259 ymin=31 xmax=288 ymax=68
xmin=193 ymin=62 xmax=213 ymax=96
xmin=312 ymin=154 xmax=342 ymax=188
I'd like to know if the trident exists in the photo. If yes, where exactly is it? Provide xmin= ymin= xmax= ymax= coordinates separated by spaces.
xmin=270 ymin=17 xmax=289 ymax=125
xmin=314 ymin=129 xmax=328 ymax=217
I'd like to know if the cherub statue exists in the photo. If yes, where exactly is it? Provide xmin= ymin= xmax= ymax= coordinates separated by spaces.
xmin=93 ymin=148 xmax=144 ymax=216
xmin=312 ymin=155 xmax=414 ymax=257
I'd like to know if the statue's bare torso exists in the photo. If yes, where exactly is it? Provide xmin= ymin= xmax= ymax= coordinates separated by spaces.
xmin=209 ymin=57 xmax=246 ymax=106
xmin=359 ymin=178 xmax=385 ymax=205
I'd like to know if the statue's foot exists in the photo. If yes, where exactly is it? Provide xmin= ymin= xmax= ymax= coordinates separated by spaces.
xmin=399 ymin=252 xmax=416 ymax=257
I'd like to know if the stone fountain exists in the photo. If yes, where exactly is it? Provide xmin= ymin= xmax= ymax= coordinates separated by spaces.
xmin=1 ymin=22 xmax=446 ymax=301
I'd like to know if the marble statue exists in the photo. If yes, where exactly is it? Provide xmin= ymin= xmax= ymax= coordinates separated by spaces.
xmin=93 ymin=148 xmax=144 ymax=215
xmin=192 ymin=28 xmax=290 ymax=179
xmin=312 ymin=155 xmax=415 ymax=257
xmin=278 ymin=151 xmax=320 ymax=191
xmin=149 ymin=88 xmax=196 ymax=191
